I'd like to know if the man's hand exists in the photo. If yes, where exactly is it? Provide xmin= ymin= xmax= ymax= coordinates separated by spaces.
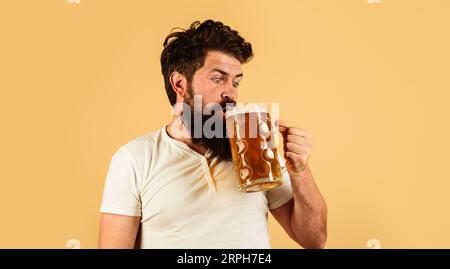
xmin=275 ymin=119 xmax=312 ymax=177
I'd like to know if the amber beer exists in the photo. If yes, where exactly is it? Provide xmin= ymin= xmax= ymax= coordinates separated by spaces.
xmin=226 ymin=104 xmax=283 ymax=192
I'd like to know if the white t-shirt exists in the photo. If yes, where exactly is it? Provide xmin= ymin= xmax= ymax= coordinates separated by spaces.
xmin=100 ymin=126 xmax=293 ymax=249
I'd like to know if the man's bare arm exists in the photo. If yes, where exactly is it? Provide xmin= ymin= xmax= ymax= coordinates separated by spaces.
xmin=270 ymin=166 xmax=327 ymax=249
xmin=289 ymin=165 xmax=327 ymax=248
xmin=98 ymin=213 xmax=141 ymax=249
xmin=272 ymin=121 xmax=327 ymax=248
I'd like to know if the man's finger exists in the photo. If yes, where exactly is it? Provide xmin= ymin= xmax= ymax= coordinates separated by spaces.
xmin=286 ymin=134 xmax=311 ymax=146
xmin=275 ymin=119 xmax=289 ymax=133
xmin=286 ymin=127 xmax=311 ymax=139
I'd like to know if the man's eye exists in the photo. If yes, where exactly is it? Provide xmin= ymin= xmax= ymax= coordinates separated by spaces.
xmin=233 ymin=82 xmax=240 ymax=88
xmin=212 ymin=77 xmax=223 ymax=83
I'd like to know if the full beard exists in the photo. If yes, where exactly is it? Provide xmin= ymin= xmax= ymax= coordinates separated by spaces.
xmin=181 ymin=91 xmax=234 ymax=163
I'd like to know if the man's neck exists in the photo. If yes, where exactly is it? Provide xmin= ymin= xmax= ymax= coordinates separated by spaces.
xmin=166 ymin=116 xmax=209 ymax=156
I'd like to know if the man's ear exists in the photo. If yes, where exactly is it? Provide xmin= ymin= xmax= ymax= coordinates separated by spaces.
xmin=169 ymin=71 xmax=188 ymax=102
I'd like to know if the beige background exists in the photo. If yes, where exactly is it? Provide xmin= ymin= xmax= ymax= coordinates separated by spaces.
xmin=0 ymin=0 xmax=449 ymax=248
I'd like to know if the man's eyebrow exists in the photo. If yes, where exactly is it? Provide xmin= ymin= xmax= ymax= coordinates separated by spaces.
xmin=210 ymin=68 xmax=243 ymax=78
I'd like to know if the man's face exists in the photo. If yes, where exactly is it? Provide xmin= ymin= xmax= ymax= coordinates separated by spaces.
xmin=183 ymin=51 xmax=244 ymax=161
xmin=188 ymin=50 xmax=243 ymax=115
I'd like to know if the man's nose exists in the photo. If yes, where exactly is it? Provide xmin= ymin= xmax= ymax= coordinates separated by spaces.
xmin=221 ymin=87 xmax=237 ymax=103
xmin=221 ymin=93 xmax=236 ymax=105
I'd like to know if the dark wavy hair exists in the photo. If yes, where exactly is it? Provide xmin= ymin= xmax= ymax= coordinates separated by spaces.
xmin=161 ymin=20 xmax=254 ymax=106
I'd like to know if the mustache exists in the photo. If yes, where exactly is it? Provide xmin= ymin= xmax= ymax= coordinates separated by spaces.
xmin=222 ymin=99 xmax=236 ymax=108
xmin=205 ymin=100 xmax=237 ymax=115
xmin=222 ymin=99 xmax=236 ymax=110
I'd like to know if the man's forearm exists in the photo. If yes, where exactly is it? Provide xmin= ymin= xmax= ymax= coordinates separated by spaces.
xmin=289 ymin=165 xmax=328 ymax=248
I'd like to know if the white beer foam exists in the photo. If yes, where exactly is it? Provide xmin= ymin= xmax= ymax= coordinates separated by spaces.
xmin=225 ymin=103 xmax=269 ymax=119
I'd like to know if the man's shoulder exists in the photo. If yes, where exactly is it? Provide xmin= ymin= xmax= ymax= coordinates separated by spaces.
xmin=118 ymin=127 xmax=164 ymax=160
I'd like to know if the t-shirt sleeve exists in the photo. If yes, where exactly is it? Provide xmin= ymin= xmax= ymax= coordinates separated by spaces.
xmin=266 ymin=152 xmax=293 ymax=209
xmin=100 ymin=146 xmax=142 ymax=217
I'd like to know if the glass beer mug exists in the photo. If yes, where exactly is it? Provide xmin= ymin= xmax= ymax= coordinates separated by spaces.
xmin=225 ymin=103 xmax=283 ymax=192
